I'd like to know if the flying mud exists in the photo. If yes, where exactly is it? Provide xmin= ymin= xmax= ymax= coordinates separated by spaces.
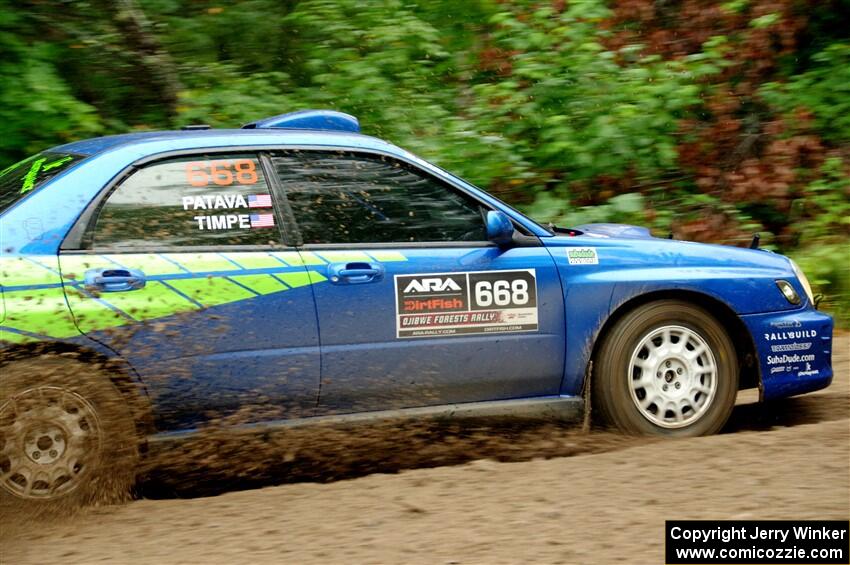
xmin=2 ymin=334 xmax=847 ymax=564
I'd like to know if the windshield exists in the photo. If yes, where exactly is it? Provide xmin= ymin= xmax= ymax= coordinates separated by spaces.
xmin=0 ymin=151 xmax=87 ymax=214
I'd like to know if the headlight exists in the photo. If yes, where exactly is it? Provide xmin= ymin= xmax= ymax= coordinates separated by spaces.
xmin=789 ymin=259 xmax=815 ymax=305
xmin=776 ymin=280 xmax=800 ymax=304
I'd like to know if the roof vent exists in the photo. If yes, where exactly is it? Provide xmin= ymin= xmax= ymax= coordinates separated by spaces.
xmin=242 ymin=110 xmax=360 ymax=133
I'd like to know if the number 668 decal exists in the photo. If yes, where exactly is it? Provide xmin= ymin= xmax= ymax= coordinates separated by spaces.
xmin=469 ymin=271 xmax=536 ymax=309
xmin=395 ymin=269 xmax=538 ymax=338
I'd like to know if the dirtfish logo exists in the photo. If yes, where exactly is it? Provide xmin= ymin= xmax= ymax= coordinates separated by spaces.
xmin=404 ymin=278 xmax=462 ymax=294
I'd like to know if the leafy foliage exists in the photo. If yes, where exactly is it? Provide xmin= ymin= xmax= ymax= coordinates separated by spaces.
xmin=761 ymin=43 xmax=850 ymax=144
xmin=0 ymin=7 xmax=102 ymax=161
xmin=0 ymin=0 xmax=847 ymax=321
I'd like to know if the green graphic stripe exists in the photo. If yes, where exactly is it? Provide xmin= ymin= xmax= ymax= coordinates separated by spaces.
xmin=74 ymin=281 xmax=200 ymax=325
xmin=166 ymin=277 xmax=256 ymax=308
xmin=279 ymin=251 xmax=325 ymax=266
xmin=107 ymin=254 xmax=180 ymax=276
xmin=64 ymin=288 xmax=136 ymax=332
xmin=3 ymin=288 xmax=81 ymax=338
xmin=283 ymin=271 xmax=323 ymax=288
xmin=42 ymin=156 xmax=73 ymax=172
xmin=1 ymin=250 xmax=408 ymax=289
xmin=1 ymin=251 xmax=407 ymax=342
xmin=20 ymin=158 xmax=46 ymax=194
xmin=316 ymin=250 xmax=373 ymax=263
xmin=224 ymin=252 xmax=286 ymax=270
xmin=0 ymin=329 xmax=43 ymax=344
xmin=230 ymin=274 xmax=289 ymax=294
xmin=0 ymin=257 xmax=60 ymax=286
xmin=168 ymin=253 xmax=240 ymax=273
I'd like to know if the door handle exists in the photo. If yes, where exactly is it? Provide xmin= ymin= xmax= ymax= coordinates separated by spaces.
xmin=84 ymin=268 xmax=146 ymax=292
xmin=339 ymin=268 xmax=379 ymax=277
xmin=328 ymin=262 xmax=384 ymax=284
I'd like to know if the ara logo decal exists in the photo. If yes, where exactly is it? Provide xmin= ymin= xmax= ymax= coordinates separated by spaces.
xmin=403 ymin=278 xmax=463 ymax=294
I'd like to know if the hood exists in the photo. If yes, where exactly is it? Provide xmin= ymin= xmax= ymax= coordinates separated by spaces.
xmin=548 ymin=223 xmax=794 ymax=274
xmin=572 ymin=223 xmax=654 ymax=239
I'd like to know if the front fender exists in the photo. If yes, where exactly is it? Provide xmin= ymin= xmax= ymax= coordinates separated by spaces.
xmin=546 ymin=237 xmax=801 ymax=396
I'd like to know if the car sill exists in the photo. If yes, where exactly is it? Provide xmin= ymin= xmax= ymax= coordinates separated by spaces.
xmin=147 ymin=396 xmax=584 ymax=445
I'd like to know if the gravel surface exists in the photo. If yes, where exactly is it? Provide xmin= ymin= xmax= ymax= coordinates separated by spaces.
xmin=2 ymin=334 xmax=847 ymax=565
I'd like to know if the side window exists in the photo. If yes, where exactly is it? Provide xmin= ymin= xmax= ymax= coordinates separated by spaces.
xmin=270 ymin=151 xmax=487 ymax=244
xmin=91 ymin=154 xmax=280 ymax=249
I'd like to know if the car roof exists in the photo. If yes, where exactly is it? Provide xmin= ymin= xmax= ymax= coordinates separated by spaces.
xmin=52 ymin=128 xmax=395 ymax=157
xmin=50 ymin=109 xmax=394 ymax=157
xmin=1 ymin=109 xmax=555 ymax=253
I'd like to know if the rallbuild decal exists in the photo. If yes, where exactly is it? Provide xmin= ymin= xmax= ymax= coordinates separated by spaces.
xmin=394 ymin=269 xmax=538 ymax=339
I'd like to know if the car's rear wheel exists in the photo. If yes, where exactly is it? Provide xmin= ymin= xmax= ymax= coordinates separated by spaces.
xmin=592 ymin=300 xmax=738 ymax=436
xmin=0 ymin=357 xmax=139 ymax=508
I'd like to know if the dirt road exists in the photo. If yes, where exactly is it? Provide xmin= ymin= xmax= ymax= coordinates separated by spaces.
xmin=2 ymin=335 xmax=848 ymax=565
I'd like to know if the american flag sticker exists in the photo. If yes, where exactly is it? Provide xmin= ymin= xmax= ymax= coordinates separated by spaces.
xmin=250 ymin=213 xmax=275 ymax=228
xmin=248 ymin=194 xmax=273 ymax=208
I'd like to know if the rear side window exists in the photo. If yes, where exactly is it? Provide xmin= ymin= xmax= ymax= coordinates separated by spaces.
xmin=270 ymin=151 xmax=487 ymax=245
xmin=0 ymin=152 xmax=86 ymax=214
xmin=91 ymin=154 xmax=281 ymax=249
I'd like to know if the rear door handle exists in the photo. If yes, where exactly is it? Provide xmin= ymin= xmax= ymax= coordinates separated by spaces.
xmin=84 ymin=268 xmax=146 ymax=292
xmin=328 ymin=262 xmax=384 ymax=284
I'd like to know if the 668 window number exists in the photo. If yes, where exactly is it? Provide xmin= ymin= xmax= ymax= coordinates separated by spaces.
xmin=474 ymin=279 xmax=530 ymax=307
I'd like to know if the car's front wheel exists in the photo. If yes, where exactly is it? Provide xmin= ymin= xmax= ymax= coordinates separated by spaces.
xmin=592 ymin=300 xmax=738 ymax=436
xmin=0 ymin=356 xmax=139 ymax=507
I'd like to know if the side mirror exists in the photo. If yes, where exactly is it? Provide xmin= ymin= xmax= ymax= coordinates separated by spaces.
xmin=486 ymin=210 xmax=515 ymax=247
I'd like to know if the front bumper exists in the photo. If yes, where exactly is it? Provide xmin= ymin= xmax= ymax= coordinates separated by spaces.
xmin=741 ymin=307 xmax=833 ymax=401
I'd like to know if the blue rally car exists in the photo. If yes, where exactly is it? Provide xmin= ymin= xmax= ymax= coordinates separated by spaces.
xmin=0 ymin=110 xmax=834 ymax=503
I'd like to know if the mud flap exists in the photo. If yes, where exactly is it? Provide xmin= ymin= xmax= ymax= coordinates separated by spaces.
xmin=582 ymin=360 xmax=593 ymax=433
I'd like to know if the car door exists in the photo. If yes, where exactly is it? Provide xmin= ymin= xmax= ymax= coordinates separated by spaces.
xmin=268 ymin=149 xmax=566 ymax=414
xmin=58 ymin=152 xmax=321 ymax=430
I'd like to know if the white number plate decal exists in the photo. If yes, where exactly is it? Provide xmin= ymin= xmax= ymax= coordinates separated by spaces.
xmin=394 ymin=269 xmax=538 ymax=338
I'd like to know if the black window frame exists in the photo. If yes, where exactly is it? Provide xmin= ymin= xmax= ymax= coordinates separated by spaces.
xmin=61 ymin=145 xmax=541 ymax=253
xmin=269 ymin=148 xmax=510 ymax=249
xmin=62 ymin=149 xmax=296 ymax=253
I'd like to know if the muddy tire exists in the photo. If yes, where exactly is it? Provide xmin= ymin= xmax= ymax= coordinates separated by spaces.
xmin=0 ymin=356 xmax=139 ymax=509
xmin=592 ymin=300 xmax=738 ymax=436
